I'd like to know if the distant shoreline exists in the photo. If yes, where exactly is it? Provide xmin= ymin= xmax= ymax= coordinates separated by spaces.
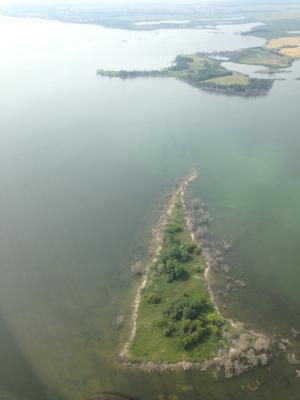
xmin=97 ymin=51 xmax=275 ymax=98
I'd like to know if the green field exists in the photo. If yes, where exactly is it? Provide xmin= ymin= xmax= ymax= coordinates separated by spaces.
xmin=129 ymin=196 xmax=228 ymax=363
xmin=224 ymin=47 xmax=293 ymax=68
xmin=204 ymin=72 xmax=250 ymax=86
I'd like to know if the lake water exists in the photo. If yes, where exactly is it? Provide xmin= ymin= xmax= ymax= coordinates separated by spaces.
xmin=222 ymin=60 xmax=300 ymax=80
xmin=0 ymin=15 xmax=300 ymax=400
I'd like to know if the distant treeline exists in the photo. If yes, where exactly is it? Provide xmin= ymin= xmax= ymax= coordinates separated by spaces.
xmin=97 ymin=69 xmax=167 ymax=78
xmin=199 ymin=78 xmax=274 ymax=97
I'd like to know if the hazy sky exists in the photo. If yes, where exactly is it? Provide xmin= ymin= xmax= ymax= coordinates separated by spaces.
xmin=0 ymin=0 xmax=227 ymax=5
xmin=0 ymin=0 xmax=294 ymax=5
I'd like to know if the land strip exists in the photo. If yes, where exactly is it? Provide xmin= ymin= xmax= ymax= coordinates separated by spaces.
xmin=119 ymin=171 xmax=272 ymax=378
xmin=120 ymin=171 xmax=198 ymax=359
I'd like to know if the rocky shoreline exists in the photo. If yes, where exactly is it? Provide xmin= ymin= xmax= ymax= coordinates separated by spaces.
xmin=119 ymin=331 xmax=271 ymax=379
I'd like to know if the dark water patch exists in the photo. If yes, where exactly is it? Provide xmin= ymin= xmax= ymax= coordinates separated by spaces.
xmin=0 ymin=312 xmax=61 ymax=400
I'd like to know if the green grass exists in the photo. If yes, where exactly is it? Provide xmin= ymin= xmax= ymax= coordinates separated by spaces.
xmin=188 ymin=54 xmax=218 ymax=72
xmin=204 ymin=73 xmax=250 ymax=86
xmin=168 ymin=54 xmax=232 ymax=83
xmin=129 ymin=196 xmax=229 ymax=363
xmin=226 ymin=47 xmax=293 ymax=68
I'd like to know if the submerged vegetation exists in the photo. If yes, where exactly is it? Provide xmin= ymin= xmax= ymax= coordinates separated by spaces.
xmin=98 ymin=53 xmax=274 ymax=97
xmin=129 ymin=194 xmax=227 ymax=362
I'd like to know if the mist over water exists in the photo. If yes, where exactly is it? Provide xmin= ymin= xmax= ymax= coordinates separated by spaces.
xmin=0 ymin=15 xmax=300 ymax=400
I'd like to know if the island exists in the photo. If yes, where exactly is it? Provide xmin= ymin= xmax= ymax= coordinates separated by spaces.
xmin=98 ymin=53 xmax=274 ymax=97
xmin=119 ymin=171 xmax=272 ymax=378
xmin=98 ymin=36 xmax=300 ymax=97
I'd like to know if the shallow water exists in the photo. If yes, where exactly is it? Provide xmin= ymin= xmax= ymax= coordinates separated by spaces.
xmin=221 ymin=61 xmax=271 ymax=79
xmin=222 ymin=59 xmax=300 ymax=80
xmin=0 ymin=15 xmax=300 ymax=400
